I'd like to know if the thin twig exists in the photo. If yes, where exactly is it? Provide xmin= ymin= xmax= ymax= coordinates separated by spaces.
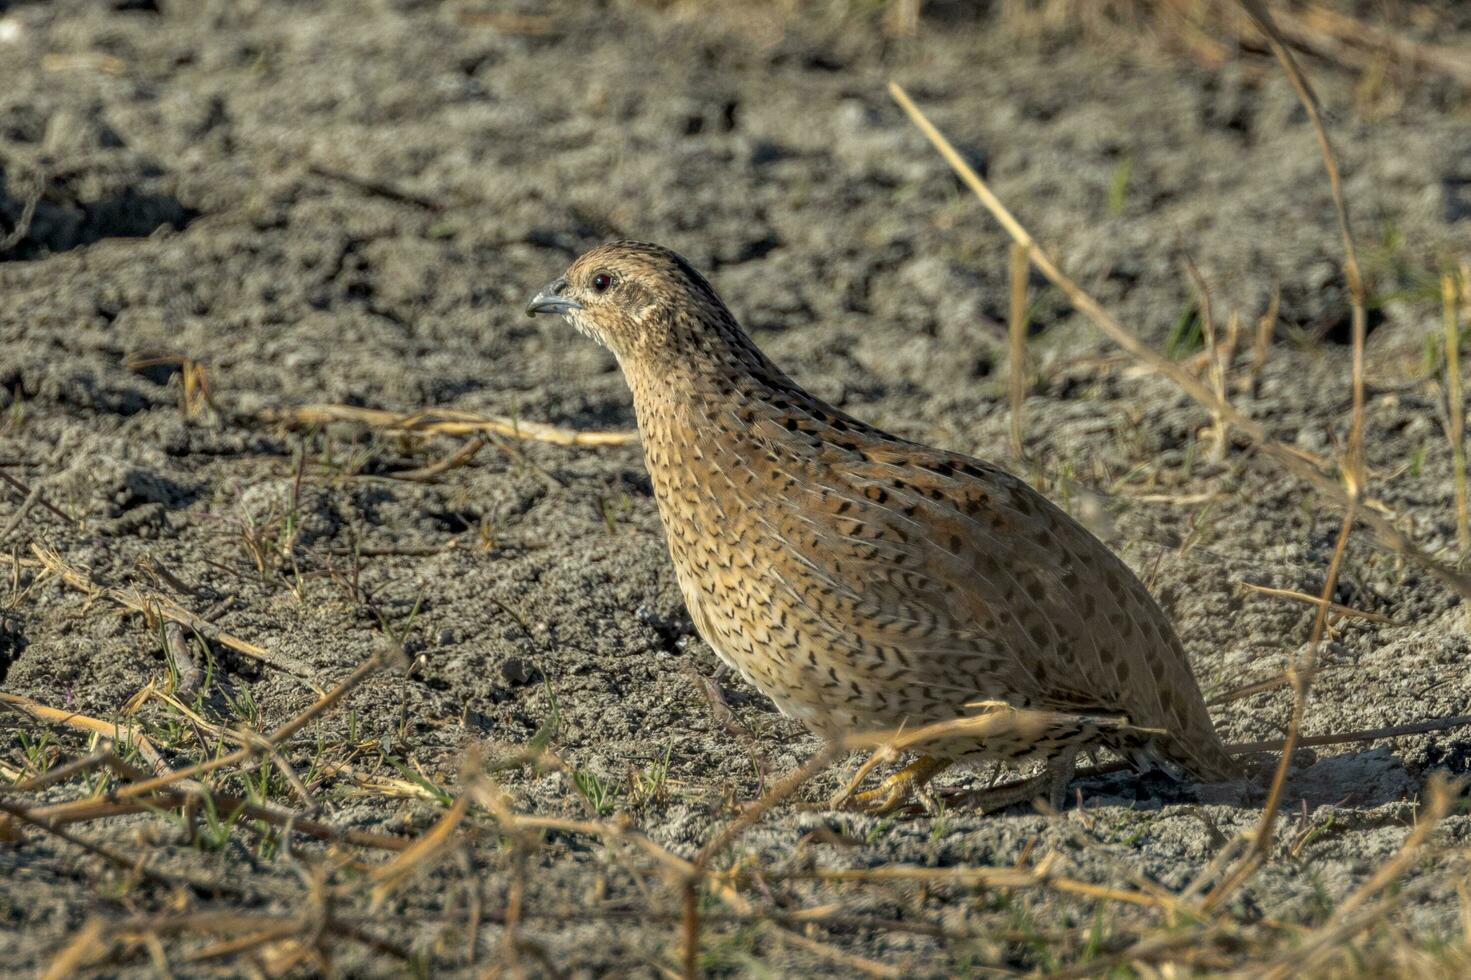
xmin=163 ymin=622 xmax=205 ymax=697
xmin=0 ymin=799 xmax=189 ymax=891
xmin=1 ymin=691 xmax=167 ymax=766
xmin=368 ymin=794 xmax=469 ymax=906
xmin=261 ymin=403 xmax=638 ymax=447
xmin=0 ymin=480 xmax=41 ymax=544
xmin=31 ymin=543 xmax=318 ymax=685
xmin=307 ymin=163 xmax=446 ymax=212
xmin=1205 ymin=504 xmax=1356 ymax=912
xmin=887 ymin=82 xmax=1311 ymax=466
xmin=1221 ymin=714 xmax=1471 ymax=756
xmin=1239 ymin=0 xmax=1368 ymax=476
xmin=385 ymin=437 xmax=487 ymax=482
xmin=694 ymin=742 xmax=844 ymax=873
xmin=1237 ymin=580 xmax=1398 ymax=625
xmin=886 ymin=81 xmax=1471 ymax=603
xmin=1200 ymin=0 xmax=1372 ymax=913
xmin=109 ymin=644 xmax=396 ymax=804
xmin=1207 ymin=664 xmax=1327 ymax=706
xmin=762 ymin=921 xmax=902 ymax=978
xmin=1248 ymin=288 xmax=1279 ymax=397
xmin=2 ymin=694 xmax=410 ymax=850
xmin=1008 ymin=241 xmax=1029 ymax=461
xmin=683 ymin=742 xmax=845 ymax=978
xmin=1180 ymin=249 xmax=1229 ymax=459
xmin=1444 ymin=274 xmax=1468 ymax=552
xmin=0 ymin=166 xmax=43 ymax=254
xmin=0 ymin=470 xmax=75 ymax=526
xmin=1257 ymin=778 xmax=1459 ymax=978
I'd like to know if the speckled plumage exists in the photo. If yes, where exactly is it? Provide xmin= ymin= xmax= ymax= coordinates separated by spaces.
xmin=527 ymin=241 xmax=1236 ymax=804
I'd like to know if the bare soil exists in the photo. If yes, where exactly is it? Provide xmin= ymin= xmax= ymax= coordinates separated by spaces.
xmin=2 ymin=1 xmax=1470 ymax=976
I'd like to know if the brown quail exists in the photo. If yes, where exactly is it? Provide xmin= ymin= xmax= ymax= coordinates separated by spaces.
xmin=526 ymin=241 xmax=1237 ymax=813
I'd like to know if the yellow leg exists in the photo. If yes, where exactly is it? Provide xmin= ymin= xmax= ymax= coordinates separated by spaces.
xmin=845 ymin=755 xmax=949 ymax=815
xmin=828 ymin=746 xmax=898 ymax=810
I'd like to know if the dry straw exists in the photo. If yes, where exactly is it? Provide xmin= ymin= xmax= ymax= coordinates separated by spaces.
xmin=8 ymin=4 xmax=1471 ymax=975
xmin=1445 ymin=273 xmax=1468 ymax=552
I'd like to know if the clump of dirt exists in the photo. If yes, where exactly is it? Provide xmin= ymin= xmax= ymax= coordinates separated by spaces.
xmin=2 ymin=1 xmax=1469 ymax=975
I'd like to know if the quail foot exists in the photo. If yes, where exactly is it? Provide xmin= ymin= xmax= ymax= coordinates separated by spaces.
xmin=526 ymin=241 xmax=1237 ymax=814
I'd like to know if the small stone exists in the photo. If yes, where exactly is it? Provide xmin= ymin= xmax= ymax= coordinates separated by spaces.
xmin=500 ymin=657 xmax=532 ymax=685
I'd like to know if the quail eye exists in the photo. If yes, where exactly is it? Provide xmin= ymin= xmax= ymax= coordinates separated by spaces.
xmin=591 ymin=272 xmax=613 ymax=293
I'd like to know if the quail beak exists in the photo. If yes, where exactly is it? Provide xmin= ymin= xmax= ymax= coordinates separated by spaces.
xmin=525 ymin=277 xmax=583 ymax=318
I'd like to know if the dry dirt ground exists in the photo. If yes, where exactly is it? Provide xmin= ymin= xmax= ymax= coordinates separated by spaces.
xmin=2 ymin=1 xmax=1471 ymax=976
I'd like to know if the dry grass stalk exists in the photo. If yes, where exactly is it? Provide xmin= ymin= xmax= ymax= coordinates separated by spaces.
xmin=111 ymin=644 xmax=392 ymax=805
xmin=763 ymin=923 xmax=903 ymax=978
xmin=886 ymin=81 xmax=1312 ymax=467
xmin=2 ymin=690 xmax=165 ymax=763
xmin=683 ymin=742 xmax=844 ymax=977
xmin=3 ymin=686 xmax=412 ymax=852
xmin=162 ymin=621 xmax=205 ymax=697
xmin=695 ymin=742 xmax=843 ymax=872
xmin=39 ymin=918 xmax=107 ymax=980
xmin=1333 ymin=775 xmax=1458 ymax=920
xmin=1267 ymin=3 xmax=1471 ymax=90
xmin=4 ymin=748 xmax=134 ymax=794
xmin=123 ymin=352 xmax=219 ymax=418
xmin=1008 ymin=240 xmax=1029 ymax=461
xmin=462 ymin=768 xmax=715 ymax=977
xmin=368 ymin=793 xmax=469 ymax=907
xmin=842 ymin=702 xmax=1162 ymax=756
xmin=1238 ymin=579 xmax=1398 ymax=625
xmin=1248 ymin=288 xmax=1279 ymax=396
xmin=1181 ymin=251 xmax=1229 ymax=459
xmin=1258 ymin=778 xmax=1460 ymax=978
xmin=1221 ymin=713 xmax=1471 ymax=756
xmin=1201 ymin=0 xmax=1373 ymax=914
xmin=1034 ymin=802 xmax=1190 ymax=914
xmin=43 ymin=911 xmax=405 ymax=977
xmin=0 ymin=470 xmax=75 ymax=528
xmin=510 ymin=814 xmax=694 ymax=878
xmin=1047 ymin=922 xmax=1230 ymax=980
xmin=1205 ymin=502 xmax=1358 ymax=913
xmin=1207 ymin=664 xmax=1326 ymax=706
xmin=181 ymin=922 xmax=304 ymax=964
xmin=263 ymin=403 xmax=638 ymax=447
xmin=29 ymin=542 xmax=319 ymax=685
xmin=1240 ymin=0 xmax=1368 ymax=461
xmin=1445 ymin=273 xmax=1468 ymax=552
xmin=386 ymin=436 xmax=488 ymax=482
xmin=25 ymin=788 xmax=410 ymax=851
xmin=954 ymin=710 xmax=1471 ymax=779
xmin=753 ymin=852 xmax=1169 ymax=912
xmin=887 ymin=81 xmax=1471 ymax=601
xmin=0 ymin=798 xmax=196 ymax=892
